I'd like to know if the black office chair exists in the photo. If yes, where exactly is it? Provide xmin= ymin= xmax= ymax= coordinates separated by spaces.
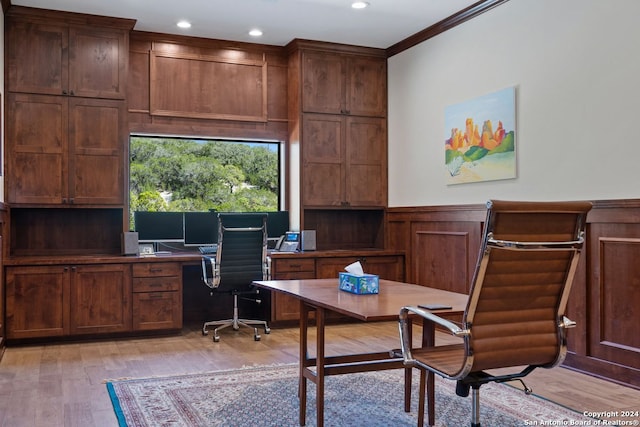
xmin=398 ymin=200 xmax=592 ymax=427
xmin=201 ymin=213 xmax=271 ymax=342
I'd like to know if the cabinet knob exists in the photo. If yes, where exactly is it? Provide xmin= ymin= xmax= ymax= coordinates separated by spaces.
xmin=62 ymin=89 xmax=68 ymax=95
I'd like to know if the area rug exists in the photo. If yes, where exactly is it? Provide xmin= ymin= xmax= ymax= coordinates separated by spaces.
xmin=106 ymin=364 xmax=595 ymax=427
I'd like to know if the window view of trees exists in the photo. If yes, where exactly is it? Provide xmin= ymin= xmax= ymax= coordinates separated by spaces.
xmin=129 ymin=136 xmax=280 ymax=222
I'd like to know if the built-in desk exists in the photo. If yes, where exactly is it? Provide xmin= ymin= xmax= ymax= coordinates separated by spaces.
xmin=3 ymin=250 xmax=404 ymax=341
xmin=3 ymin=253 xmax=201 ymax=341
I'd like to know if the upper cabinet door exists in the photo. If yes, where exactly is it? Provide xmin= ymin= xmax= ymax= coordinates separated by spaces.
xmin=7 ymin=18 xmax=127 ymax=99
xmin=7 ymin=21 xmax=69 ymax=96
xmin=68 ymin=26 xmax=128 ymax=99
xmin=346 ymin=56 xmax=387 ymax=117
xmin=302 ymin=51 xmax=345 ymax=114
xmin=301 ymin=51 xmax=386 ymax=117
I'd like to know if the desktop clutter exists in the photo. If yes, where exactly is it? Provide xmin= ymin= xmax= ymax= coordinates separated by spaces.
xmin=339 ymin=261 xmax=379 ymax=294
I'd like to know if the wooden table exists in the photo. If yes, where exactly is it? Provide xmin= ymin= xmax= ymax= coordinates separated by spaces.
xmin=253 ymin=278 xmax=468 ymax=427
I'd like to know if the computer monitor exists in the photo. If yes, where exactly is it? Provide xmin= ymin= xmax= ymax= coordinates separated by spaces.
xmin=134 ymin=211 xmax=184 ymax=243
xmin=183 ymin=211 xmax=218 ymax=247
xmin=266 ymin=211 xmax=289 ymax=238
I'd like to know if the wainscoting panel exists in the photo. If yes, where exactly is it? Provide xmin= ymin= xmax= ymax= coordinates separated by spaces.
xmin=413 ymin=230 xmax=471 ymax=294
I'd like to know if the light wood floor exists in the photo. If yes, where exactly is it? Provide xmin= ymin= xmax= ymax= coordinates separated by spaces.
xmin=0 ymin=321 xmax=638 ymax=427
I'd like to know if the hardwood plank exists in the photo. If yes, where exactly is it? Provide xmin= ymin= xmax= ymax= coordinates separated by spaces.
xmin=0 ymin=321 xmax=638 ymax=426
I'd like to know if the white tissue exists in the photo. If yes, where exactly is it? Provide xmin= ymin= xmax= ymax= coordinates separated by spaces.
xmin=344 ymin=261 xmax=365 ymax=276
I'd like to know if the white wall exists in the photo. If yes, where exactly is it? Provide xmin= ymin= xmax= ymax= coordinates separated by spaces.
xmin=388 ymin=0 xmax=640 ymax=207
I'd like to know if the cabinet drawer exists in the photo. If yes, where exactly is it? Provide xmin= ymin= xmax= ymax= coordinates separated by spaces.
xmin=274 ymin=259 xmax=315 ymax=273
xmin=274 ymin=271 xmax=316 ymax=280
xmin=132 ymin=262 xmax=181 ymax=277
xmin=133 ymin=276 xmax=180 ymax=292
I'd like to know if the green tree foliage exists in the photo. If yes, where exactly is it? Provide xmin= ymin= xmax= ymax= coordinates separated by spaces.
xmin=129 ymin=137 xmax=279 ymax=218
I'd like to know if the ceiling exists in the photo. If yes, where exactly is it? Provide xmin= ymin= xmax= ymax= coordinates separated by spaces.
xmin=10 ymin=0 xmax=481 ymax=49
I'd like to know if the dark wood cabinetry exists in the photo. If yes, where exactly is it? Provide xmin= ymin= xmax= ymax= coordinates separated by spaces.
xmin=302 ymin=114 xmax=386 ymax=207
xmin=6 ymin=93 xmax=126 ymax=205
xmin=5 ymin=8 xmax=132 ymax=207
xmin=301 ymin=50 xmax=386 ymax=117
xmin=69 ymin=264 xmax=132 ymax=335
xmin=7 ymin=15 xmax=129 ymax=99
xmin=5 ymin=263 xmax=131 ymax=339
xmin=288 ymin=40 xmax=388 ymax=249
xmin=132 ymin=262 xmax=183 ymax=331
xmin=269 ymin=251 xmax=404 ymax=322
xmin=270 ymin=258 xmax=316 ymax=322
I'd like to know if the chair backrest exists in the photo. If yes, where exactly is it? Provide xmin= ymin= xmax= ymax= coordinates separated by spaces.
xmin=214 ymin=213 xmax=268 ymax=291
xmin=463 ymin=200 xmax=591 ymax=373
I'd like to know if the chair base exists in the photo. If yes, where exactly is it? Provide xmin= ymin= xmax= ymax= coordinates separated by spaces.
xmin=202 ymin=293 xmax=270 ymax=342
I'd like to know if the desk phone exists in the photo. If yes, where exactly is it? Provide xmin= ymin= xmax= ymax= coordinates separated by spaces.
xmin=274 ymin=231 xmax=300 ymax=252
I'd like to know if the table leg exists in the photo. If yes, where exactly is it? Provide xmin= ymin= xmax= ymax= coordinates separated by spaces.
xmin=315 ymin=307 xmax=326 ymax=427
xmin=422 ymin=320 xmax=436 ymax=427
xmin=299 ymin=300 xmax=309 ymax=426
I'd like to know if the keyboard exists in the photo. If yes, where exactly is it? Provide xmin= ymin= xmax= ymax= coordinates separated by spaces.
xmin=198 ymin=245 xmax=217 ymax=255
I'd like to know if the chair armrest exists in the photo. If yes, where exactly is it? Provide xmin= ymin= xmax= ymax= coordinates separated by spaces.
xmin=399 ymin=306 xmax=469 ymax=337
xmin=398 ymin=306 xmax=469 ymax=366
xmin=201 ymin=255 xmax=220 ymax=289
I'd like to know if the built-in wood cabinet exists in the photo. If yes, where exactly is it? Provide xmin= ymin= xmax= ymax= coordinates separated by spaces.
xmin=315 ymin=255 xmax=404 ymax=281
xmin=7 ymin=15 xmax=129 ymax=99
xmin=302 ymin=114 xmax=386 ymax=207
xmin=69 ymin=264 xmax=132 ymax=335
xmin=288 ymin=40 xmax=388 ymax=249
xmin=269 ymin=251 xmax=404 ymax=323
xmin=132 ymin=262 xmax=183 ymax=331
xmin=270 ymin=258 xmax=316 ymax=322
xmin=293 ymin=44 xmax=388 ymax=210
xmin=5 ymin=263 xmax=131 ymax=339
xmin=6 ymin=93 xmax=126 ymax=205
xmin=301 ymin=50 xmax=386 ymax=117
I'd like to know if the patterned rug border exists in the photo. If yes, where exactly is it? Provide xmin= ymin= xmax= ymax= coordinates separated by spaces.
xmin=106 ymin=363 xmax=596 ymax=427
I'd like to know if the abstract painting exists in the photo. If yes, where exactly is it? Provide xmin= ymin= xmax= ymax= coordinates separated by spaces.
xmin=445 ymin=86 xmax=516 ymax=184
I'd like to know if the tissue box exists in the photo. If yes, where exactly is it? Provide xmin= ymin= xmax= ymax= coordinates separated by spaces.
xmin=339 ymin=272 xmax=379 ymax=294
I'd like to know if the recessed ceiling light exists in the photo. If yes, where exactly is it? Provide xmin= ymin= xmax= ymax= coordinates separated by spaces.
xmin=177 ymin=20 xmax=191 ymax=29
xmin=352 ymin=1 xmax=369 ymax=9
xmin=249 ymin=29 xmax=263 ymax=37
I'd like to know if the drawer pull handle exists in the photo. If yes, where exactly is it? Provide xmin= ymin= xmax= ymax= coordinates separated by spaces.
xmin=149 ymin=293 xmax=164 ymax=299
xmin=149 ymin=268 xmax=163 ymax=273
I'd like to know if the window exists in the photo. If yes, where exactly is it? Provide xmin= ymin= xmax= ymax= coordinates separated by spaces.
xmin=129 ymin=136 xmax=282 ymax=227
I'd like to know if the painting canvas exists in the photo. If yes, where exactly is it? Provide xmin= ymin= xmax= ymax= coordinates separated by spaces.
xmin=445 ymin=86 xmax=516 ymax=184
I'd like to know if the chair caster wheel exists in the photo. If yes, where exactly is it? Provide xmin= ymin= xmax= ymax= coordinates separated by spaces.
xmin=213 ymin=336 xmax=220 ymax=342
xmin=265 ymin=327 xmax=271 ymax=334
xmin=254 ymin=335 xmax=261 ymax=341
xmin=202 ymin=329 xmax=208 ymax=336
xmin=233 ymin=326 xmax=240 ymax=331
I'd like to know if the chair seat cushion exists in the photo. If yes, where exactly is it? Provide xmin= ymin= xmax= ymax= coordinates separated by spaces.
xmin=411 ymin=344 xmax=466 ymax=378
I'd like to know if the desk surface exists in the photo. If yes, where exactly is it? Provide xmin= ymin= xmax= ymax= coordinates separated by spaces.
xmin=253 ymin=278 xmax=467 ymax=321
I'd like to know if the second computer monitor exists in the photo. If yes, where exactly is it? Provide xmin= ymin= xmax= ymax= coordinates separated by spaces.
xmin=183 ymin=211 xmax=218 ymax=246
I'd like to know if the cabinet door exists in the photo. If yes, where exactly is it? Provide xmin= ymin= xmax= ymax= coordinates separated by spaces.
xmin=68 ymin=98 xmax=125 ymax=204
xmin=6 ymin=93 xmax=68 ymax=204
xmin=7 ymin=20 xmax=69 ymax=95
xmin=302 ymin=114 xmax=345 ymax=207
xmin=345 ymin=117 xmax=387 ymax=207
xmin=346 ymin=56 xmax=387 ymax=117
xmin=302 ymin=51 xmax=345 ymax=114
xmin=68 ymin=26 xmax=127 ymax=99
xmin=5 ymin=266 xmax=69 ymax=339
xmin=69 ymin=264 xmax=131 ymax=334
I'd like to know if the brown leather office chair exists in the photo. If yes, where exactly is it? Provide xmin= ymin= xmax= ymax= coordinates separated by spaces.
xmin=398 ymin=200 xmax=592 ymax=427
